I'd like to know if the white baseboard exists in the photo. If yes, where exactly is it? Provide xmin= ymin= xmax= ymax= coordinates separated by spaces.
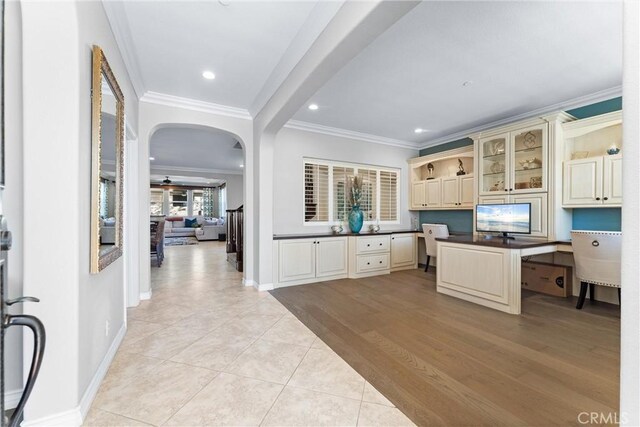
xmin=139 ymin=289 xmax=152 ymax=300
xmin=5 ymin=388 xmax=22 ymax=410
xmin=254 ymin=282 xmax=274 ymax=292
xmin=242 ymin=278 xmax=255 ymax=287
xmin=22 ymin=323 xmax=127 ymax=427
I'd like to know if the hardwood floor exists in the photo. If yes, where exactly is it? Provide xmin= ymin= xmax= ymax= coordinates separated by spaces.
xmin=270 ymin=268 xmax=620 ymax=426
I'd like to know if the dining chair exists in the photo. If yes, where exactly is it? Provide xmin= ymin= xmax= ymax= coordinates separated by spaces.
xmin=422 ymin=223 xmax=449 ymax=272
xmin=570 ymin=230 xmax=622 ymax=309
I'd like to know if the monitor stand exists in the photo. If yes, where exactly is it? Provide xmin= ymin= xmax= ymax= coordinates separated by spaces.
xmin=502 ymin=232 xmax=515 ymax=240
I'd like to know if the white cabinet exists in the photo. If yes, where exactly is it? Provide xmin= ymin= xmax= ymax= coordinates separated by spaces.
xmin=348 ymin=235 xmax=391 ymax=278
xmin=479 ymin=124 xmax=548 ymax=196
xmin=478 ymin=193 xmax=548 ymax=237
xmin=276 ymin=237 xmax=348 ymax=287
xmin=563 ymin=154 xmax=621 ymax=207
xmin=391 ymin=233 xmax=417 ymax=271
xmin=442 ymin=174 xmax=474 ymax=208
xmin=408 ymin=147 xmax=474 ymax=211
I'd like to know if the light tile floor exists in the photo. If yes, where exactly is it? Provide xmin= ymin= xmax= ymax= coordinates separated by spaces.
xmin=85 ymin=241 xmax=414 ymax=426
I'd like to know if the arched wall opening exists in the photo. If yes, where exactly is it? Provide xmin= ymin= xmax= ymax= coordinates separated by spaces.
xmin=135 ymin=101 xmax=254 ymax=302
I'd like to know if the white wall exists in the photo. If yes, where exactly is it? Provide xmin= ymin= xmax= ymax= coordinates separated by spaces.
xmin=138 ymin=101 xmax=253 ymax=294
xmin=4 ymin=0 xmax=24 ymax=406
xmin=273 ymin=127 xmax=419 ymax=235
xmin=19 ymin=1 xmax=138 ymax=423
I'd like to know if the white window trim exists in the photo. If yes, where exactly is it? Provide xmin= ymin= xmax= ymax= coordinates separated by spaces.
xmin=303 ymin=158 xmax=401 ymax=226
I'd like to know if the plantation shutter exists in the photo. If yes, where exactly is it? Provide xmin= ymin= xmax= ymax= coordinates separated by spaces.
xmin=304 ymin=162 xmax=329 ymax=222
xmin=332 ymin=165 xmax=355 ymax=222
xmin=379 ymin=170 xmax=398 ymax=221
xmin=357 ymin=168 xmax=378 ymax=221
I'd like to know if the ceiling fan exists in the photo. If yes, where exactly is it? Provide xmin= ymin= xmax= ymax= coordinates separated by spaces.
xmin=162 ymin=176 xmax=172 ymax=185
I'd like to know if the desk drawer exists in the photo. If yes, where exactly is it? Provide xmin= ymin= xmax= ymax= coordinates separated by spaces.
xmin=356 ymin=235 xmax=390 ymax=254
xmin=356 ymin=254 xmax=390 ymax=273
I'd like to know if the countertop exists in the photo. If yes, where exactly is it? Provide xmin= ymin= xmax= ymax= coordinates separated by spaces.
xmin=273 ymin=230 xmax=419 ymax=240
xmin=436 ymin=234 xmax=563 ymax=249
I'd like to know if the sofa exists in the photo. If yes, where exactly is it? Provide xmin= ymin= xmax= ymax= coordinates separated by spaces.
xmin=164 ymin=216 xmax=225 ymax=240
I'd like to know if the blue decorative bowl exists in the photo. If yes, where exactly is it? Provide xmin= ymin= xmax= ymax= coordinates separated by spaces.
xmin=607 ymin=147 xmax=620 ymax=155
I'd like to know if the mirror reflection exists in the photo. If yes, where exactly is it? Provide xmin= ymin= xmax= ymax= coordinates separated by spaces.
xmin=99 ymin=75 xmax=118 ymax=255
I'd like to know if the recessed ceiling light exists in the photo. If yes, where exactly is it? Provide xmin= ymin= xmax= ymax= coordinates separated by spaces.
xmin=149 ymin=157 xmax=155 ymax=161
xmin=239 ymin=164 xmax=244 ymax=168
xmin=462 ymin=80 xmax=473 ymax=87
xmin=414 ymin=128 xmax=426 ymax=134
xmin=219 ymin=0 xmax=230 ymax=5
xmin=308 ymin=104 xmax=319 ymax=111
xmin=202 ymin=71 xmax=216 ymax=80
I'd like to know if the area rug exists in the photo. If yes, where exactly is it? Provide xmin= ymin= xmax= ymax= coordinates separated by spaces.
xmin=164 ymin=236 xmax=199 ymax=246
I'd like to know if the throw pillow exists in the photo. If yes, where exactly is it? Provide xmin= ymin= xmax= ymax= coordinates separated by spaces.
xmin=185 ymin=217 xmax=198 ymax=228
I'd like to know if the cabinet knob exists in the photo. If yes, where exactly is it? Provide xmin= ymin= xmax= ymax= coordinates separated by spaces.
xmin=379 ymin=243 xmax=382 ymax=246
xmin=379 ymin=261 xmax=383 ymax=264
xmin=367 ymin=244 xmax=370 ymax=247
xmin=603 ymin=197 xmax=609 ymax=201
xmin=367 ymin=262 xmax=370 ymax=265
xmin=596 ymin=197 xmax=601 ymax=201
xmin=504 ymin=189 xmax=508 ymax=192
xmin=509 ymin=188 xmax=513 ymax=192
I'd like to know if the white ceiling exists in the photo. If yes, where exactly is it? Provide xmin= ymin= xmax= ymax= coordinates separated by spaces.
xmin=117 ymin=0 xmax=318 ymax=109
xmin=292 ymin=1 xmax=623 ymax=144
xmin=150 ymin=126 xmax=244 ymax=172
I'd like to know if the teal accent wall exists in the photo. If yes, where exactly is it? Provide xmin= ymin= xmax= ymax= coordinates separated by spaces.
xmin=566 ymin=97 xmax=622 ymax=119
xmin=419 ymin=210 xmax=473 ymax=233
xmin=415 ymin=99 xmax=623 ymax=233
xmin=419 ymin=137 xmax=473 ymax=157
xmin=572 ymin=208 xmax=621 ymax=231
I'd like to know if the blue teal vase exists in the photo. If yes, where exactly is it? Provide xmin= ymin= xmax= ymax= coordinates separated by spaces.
xmin=348 ymin=205 xmax=364 ymax=233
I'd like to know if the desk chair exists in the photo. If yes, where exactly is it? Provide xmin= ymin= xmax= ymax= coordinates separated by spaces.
xmin=571 ymin=230 xmax=622 ymax=309
xmin=422 ymin=223 xmax=449 ymax=272
xmin=150 ymin=220 xmax=165 ymax=267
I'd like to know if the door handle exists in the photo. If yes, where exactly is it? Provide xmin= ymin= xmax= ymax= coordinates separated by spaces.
xmin=1 ymin=230 xmax=12 ymax=251
xmin=5 ymin=315 xmax=46 ymax=427
xmin=6 ymin=296 xmax=40 ymax=306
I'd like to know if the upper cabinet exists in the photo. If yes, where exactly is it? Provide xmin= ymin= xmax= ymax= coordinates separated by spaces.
xmin=562 ymin=111 xmax=622 ymax=208
xmin=408 ymin=147 xmax=474 ymax=210
xmin=478 ymin=124 xmax=548 ymax=196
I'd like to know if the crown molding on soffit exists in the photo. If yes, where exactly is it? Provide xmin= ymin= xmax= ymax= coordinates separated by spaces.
xmin=141 ymin=91 xmax=253 ymax=120
xmin=150 ymin=164 xmax=244 ymax=176
xmin=102 ymin=1 xmax=147 ymax=98
xmin=418 ymin=85 xmax=623 ymax=150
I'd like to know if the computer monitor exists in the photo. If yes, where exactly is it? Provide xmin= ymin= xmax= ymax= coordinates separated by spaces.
xmin=476 ymin=203 xmax=531 ymax=239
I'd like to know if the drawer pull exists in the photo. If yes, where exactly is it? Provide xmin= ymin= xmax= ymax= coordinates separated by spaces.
xmin=379 ymin=261 xmax=382 ymax=264
xmin=367 ymin=244 xmax=370 ymax=247
xmin=367 ymin=262 xmax=370 ymax=265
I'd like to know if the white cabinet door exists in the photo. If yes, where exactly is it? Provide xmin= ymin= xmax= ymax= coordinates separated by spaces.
xmin=441 ymin=177 xmax=459 ymax=208
xmin=478 ymin=195 xmax=508 ymax=205
xmin=391 ymin=234 xmax=416 ymax=268
xmin=563 ymin=157 xmax=602 ymax=206
xmin=425 ymin=179 xmax=442 ymax=207
xmin=411 ymin=181 xmax=426 ymax=209
xmin=603 ymin=155 xmax=622 ymax=205
xmin=278 ymin=239 xmax=316 ymax=283
xmin=511 ymin=193 xmax=548 ymax=238
xmin=316 ymin=237 xmax=348 ymax=278
xmin=459 ymin=175 xmax=475 ymax=207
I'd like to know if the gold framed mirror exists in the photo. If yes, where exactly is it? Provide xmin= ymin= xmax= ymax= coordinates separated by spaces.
xmin=91 ymin=45 xmax=124 ymax=273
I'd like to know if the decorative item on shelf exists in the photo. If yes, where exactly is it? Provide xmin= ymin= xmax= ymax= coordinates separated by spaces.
xmin=347 ymin=175 xmax=364 ymax=233
xmin=369 ymin=224 xmax=380 ymax=233
xmin=489 ymin=140 xmax=505 ymax=156
xmin=456 ymin=158 xmax=466 ymax=176
xmin=529 ymin=176 xmax=543 ymax=189
xmin=490 ymin=161 xmax=504 ymax=174
xmin=330 ymin=224 xmax=343 ymax=234
xmin=514 ymin=182 xmax=530 ymax=190
xmin=518 ymin=157 xmax=542 ymax=170
xmin=607 ymin=146 xmax=620 ymax=155
xmin=426 ymin=163 xmax=435 ymax=180
xmin=523 ymin=131 xmax=537 ymax=148
xmin=571 ymin=151 xmax=590 ymax=160
xmin=489 ymin=180 xmax=504 ymax=192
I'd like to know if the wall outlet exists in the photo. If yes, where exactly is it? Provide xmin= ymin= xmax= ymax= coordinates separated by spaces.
xmin=105 ymin=319 xmax=110 ymax=337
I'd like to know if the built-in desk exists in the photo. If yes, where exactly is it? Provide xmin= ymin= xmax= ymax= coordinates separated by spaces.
xmin=435 ymin=235 xmax=565 ymax=314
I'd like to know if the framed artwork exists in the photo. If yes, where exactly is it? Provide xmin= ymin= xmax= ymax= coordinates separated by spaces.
xmin=0 ymin=0 xmax=4 ymax=187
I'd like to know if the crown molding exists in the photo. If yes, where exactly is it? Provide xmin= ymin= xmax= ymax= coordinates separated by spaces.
xmin=419 ymin=86 xmax=623 ymax=150
xmin=151 ymin=164 xmax=244 ymax=176
xmin=284 ymin=120 xmax=420 ymax=150
xmin=141 ymin=92 xmax=252 ymax=120
xmin=102 ymin=1 xmax=146 ymax=98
